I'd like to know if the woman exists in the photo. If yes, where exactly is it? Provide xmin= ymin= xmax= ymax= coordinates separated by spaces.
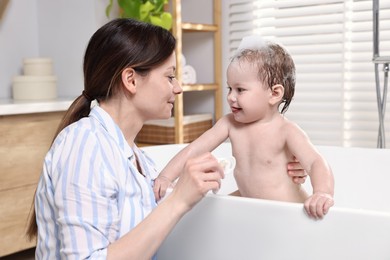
xmin=26 ymin=18 xmax=306 ymax=259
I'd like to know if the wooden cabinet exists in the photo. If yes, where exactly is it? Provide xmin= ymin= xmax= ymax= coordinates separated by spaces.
xmin=170 ymin=0 xmax=222 ymax=143
xmin=0 ymin=110 xmax=65 ymax=256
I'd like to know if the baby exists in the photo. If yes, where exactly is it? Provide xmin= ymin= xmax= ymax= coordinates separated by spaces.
xmin=154 ymin=36 xmax=334 ymax=219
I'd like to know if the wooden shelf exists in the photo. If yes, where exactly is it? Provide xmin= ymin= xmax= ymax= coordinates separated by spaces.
xmin=182 ymin=83 xmax=219 ymax=92
xmin=181 ymin=22 xmax=218 ymax=32
xmin=171 ymin=0 xmax=222 ymax=144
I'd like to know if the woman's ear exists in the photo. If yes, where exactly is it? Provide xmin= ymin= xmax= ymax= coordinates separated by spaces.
xmin=121 ymin=67 xmax=137 ymax=94
xmin=269 ymin=84 xmax=284 ymax=105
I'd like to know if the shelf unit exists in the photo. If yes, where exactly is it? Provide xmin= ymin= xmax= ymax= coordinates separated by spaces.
xmin=171 ymin=0 xmax=222 ymax=143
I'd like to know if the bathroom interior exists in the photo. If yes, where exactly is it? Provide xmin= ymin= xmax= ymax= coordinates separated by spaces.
xmin=0 ymin=0 xmax=389 ymax=259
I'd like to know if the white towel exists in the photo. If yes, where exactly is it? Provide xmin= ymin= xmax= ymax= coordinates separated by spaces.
xmin=181 ymin=54 xmax=186 ymax=67
xmin=182 ymin=65 xmax=197 ymax=84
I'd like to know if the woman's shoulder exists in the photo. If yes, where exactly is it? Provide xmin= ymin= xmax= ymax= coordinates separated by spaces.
xmin=50 ymin=117 xmax=109 ymax=155
xmin=56 ymin=117 xmax=98 ymax=138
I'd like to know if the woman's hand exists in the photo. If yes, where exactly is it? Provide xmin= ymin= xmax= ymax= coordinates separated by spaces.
xmin=169 ymin=153 xmax=225 ymax=212
xmin=287 ymin=160 xmax=308 ymax=184
xmin=107 ymin=153 xmax=224 ymax=260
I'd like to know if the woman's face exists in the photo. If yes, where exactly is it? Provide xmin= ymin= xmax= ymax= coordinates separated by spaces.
xmin=134 ymin=52 xmax=182 ymax=121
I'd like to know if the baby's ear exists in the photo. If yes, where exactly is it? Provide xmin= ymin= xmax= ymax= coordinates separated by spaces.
xmin=269 ymin=84 xmax=284 ymax=105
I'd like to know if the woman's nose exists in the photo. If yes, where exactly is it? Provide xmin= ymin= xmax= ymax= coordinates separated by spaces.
xmin=173 ymin=79 xmax=183 ymax=94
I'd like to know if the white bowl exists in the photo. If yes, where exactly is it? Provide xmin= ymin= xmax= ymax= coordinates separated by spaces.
xmin=23 ymin=58 xmax=53 ymax=76
xmin=12 ymin=75 xmax=57 ymax=100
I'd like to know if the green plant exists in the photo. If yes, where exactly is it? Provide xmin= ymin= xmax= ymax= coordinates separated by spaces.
xmin=106 ymin=0 xmax=172 ymax=30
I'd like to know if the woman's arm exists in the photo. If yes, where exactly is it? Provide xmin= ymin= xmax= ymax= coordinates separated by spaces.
xmin=108 ymin=153 xmax=224 ymax=259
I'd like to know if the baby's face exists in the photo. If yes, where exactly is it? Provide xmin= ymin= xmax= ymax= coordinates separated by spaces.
xmin=226 ymin=60 xmax=273 ymax=124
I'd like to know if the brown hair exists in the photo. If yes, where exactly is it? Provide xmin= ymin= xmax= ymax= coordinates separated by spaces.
xmin=26 ymin=18 xmax=176 ymax=240
xmin=233 ymin=42 xmax=296 ymax=114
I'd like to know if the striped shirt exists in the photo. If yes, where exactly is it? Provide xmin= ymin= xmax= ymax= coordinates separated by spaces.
xmin=35 ymin=106 xmax=159 ymax=259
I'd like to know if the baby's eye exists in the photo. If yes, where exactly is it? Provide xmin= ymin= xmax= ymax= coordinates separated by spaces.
xmin=227 ymin=86 xmax=232 ymax=93
xmin=237 ymin=88 xmax=245 ymax=93
xmin=168 ymin=76 xmax=175 ymax=82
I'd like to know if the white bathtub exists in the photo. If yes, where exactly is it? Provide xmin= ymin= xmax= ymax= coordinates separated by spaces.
xmin=142 ymin=143 xmax=390 ymax=260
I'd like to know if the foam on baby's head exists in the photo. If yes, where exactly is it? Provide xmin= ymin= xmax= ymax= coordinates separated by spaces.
xmin=233 ymin=35 xmax=272 ymax=62
xmin=232 ymin=35 xmax=273 ymax=65
xmin=236 ymin=35 xmax=267 ymax=53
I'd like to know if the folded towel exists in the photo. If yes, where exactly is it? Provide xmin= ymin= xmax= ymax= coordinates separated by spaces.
xmin=182 ymin=65 xmax=197 ymax=84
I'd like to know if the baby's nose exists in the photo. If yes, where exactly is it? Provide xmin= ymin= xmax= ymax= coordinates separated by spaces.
xmin=228 ymin=93 xmax=237 ymax=102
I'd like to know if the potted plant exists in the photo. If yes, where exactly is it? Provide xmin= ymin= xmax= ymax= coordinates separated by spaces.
xmin=105 ymin=0 xmax=172 ymax=30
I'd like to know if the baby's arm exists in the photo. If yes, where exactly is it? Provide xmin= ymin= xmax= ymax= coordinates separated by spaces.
xmin=153 ymin=116 xmax=231 ymax=200
xmin=285 ymin=122 xmax=335 ymax=219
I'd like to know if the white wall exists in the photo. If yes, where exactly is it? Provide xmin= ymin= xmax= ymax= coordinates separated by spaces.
xmin=0 ymin=0 xmax=110 ymax=100
xmin=0 ymin=0 xmax=39 ymax=99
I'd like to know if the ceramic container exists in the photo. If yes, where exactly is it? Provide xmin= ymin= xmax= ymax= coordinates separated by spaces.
xmin=12 ymin=75 xmax=57 ymax=100
xmin=23 ymin=58 xmax=53 ymax=76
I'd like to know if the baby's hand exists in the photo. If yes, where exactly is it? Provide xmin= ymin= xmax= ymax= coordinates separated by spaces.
xmin=153 ymin=175 xmax=174 ymax=201
xmin=304 ymin=192 xmax=334 ymax=219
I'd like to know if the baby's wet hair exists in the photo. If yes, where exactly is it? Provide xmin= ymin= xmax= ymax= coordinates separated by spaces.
xmin=232 ymin=41 xmax=296 ymax=114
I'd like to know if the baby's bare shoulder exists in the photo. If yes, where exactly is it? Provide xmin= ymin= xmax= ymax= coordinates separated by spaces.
xmin=281 ymin=117 xmax=306 ymax=134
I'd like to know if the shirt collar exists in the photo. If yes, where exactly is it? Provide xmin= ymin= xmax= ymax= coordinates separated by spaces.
xmin=89 ymin=105 xmax=134 ymax=159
